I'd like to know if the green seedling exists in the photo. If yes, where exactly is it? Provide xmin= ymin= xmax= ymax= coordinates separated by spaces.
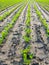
xmin=1 ymin=30 xmax=8 ymax=39
xmin=25 ymin=28 xmax=31 ymax=35
xmin=0 ymin=34 xmax=3 ymax=44
xmin=23 ymin=35 xmax=31 ymax=43
xmin=46 ymin=29 xmax=49 ymax=37
xmin=22 ymin=46 xmax=33 ymax=65
xmin=0 ymin=16 xmax=3 ymax=21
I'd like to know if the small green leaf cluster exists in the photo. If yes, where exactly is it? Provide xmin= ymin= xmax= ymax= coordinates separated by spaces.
xmin=22 ymin=46 xmax=33 ymax=65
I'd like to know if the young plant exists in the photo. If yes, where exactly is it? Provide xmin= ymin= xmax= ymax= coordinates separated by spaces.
xmin=0 ymin=4 xmax=25 ymax=44
xmin=0 ymin=34 xmax=3 ymax=44
xmin=1 ymin=30 xmax=8 ymax=39
xmin=42 ymin=19 xmax=48 ymax=29
xmin=22 ymin=46 xmax=33 ymax=65
xmin=46 ymin=29 xmax=49 ymax=37
xmin=26 ymin=18 xmax=30 ymax=26
xmin=25 ymin=28 xmax=31 ymax=36
xmin=23 ymin=35 xmax=31 ymax=43
xmin=0 ymin=16 xmax=3 ymax=21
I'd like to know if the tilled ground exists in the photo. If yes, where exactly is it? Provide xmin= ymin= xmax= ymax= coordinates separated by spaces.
xmin=0 ymin=4 xmax=28 ymax=65
xmin=0 ymin=3 xmax=49 ymax=65
xmin=30 ymin=5 xmax=49 ymax=65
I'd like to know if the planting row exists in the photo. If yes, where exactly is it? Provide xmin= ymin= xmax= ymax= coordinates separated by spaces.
xmin=0 ymin=4 xmax=26 ymax=44
xmin=34 ymin=4 xmax=49 ymax=40
xmin=30 ymin=4 xmax=49 ymax=65
xmin=0 ymin=3 xmax=23 ymax=22
xmin=0 ymin=4 xmax=28 ymax=65
xmin=22 ymin=4 xmax=34 ymax=65
xmin=0 ymin=4 xmax=24 ymax=32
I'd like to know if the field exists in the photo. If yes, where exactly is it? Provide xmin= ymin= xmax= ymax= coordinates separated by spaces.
xmin=0 ymin=0 xmax=49 ymax=65
xmin=0 ymin=0 xmax=24 ymax=12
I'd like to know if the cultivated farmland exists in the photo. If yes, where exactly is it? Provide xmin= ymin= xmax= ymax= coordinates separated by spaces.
xmin=0 ymin=0 xmax=49 ymax=65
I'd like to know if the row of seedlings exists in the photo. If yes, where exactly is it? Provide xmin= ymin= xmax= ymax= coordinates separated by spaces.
xmin=0 ymin=6 xmax=28 ymax=65
xmin=22 ymin=4 xmax=33 ymax=65
xmin=34 ymin=4 xmax=49 ymax=65
xmin=0 ymin=3 xmax=23 ymax=22
xmin=34 ymin=4 xmax=49 ymax=42
xmin=0 ymin=4 xmax=26 ymax=44
xmin=8 ymin=5 xmax=28 ymax=64
xmin=0 ymin=4 xmax=24 ymax=32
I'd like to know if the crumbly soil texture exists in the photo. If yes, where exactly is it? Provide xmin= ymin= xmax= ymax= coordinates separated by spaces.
xmin=0 ymin=2 xmax=49 ymax=65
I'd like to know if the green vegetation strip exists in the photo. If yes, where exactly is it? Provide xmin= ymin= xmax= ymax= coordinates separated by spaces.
xmin=34 ymin=4 xmax=49 ymax=37
xmin=23 ymin=5 xmax=31 ymax=43
xmin=22 ymin=46 xmax=33 ymax=65
xmin=22 ymin=5 xmax=33 ymax=65
xmin=0 ymin=4 xmax=26 ymax=44
xmin=0 ymin=3 xmax=22 ymax=21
